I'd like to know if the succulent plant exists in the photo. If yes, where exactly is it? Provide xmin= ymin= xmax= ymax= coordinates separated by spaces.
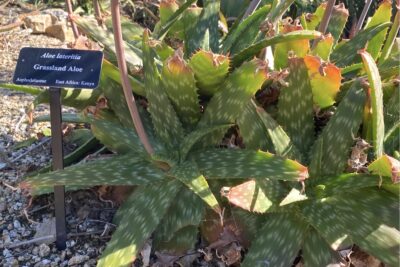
xmin=3 ymin=0 xmax=399 ymax=266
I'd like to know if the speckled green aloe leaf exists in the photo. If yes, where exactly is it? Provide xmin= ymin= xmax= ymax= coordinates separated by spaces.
xmin=311 ymin=34 xmax=334 ymax=61
xmin=301 ymin=2 xmax=325 ymax=30
xmin=180 ymin=124 xmax=232 ymax=160
xmin=0 ymin=83 xmax=42 ymax=95
xmin=379 ymin=52 xmax=400 ymax=81
xmin=73 ymin=16 xmax=142 ymax=67
xmin=232 ymin=30 xmax=321 ymax=68
xmin=196 ymin=59 xmax=268 ymax=146
xmin=302 ymin=228 xmax=341 ymax=267
xmin=188 ymin=50 xmax=229 ymax=96
xmin=154 ymin=0 xmax=197 ymax=40
xmin=143 ymin=31 xmax=184 ymax=152
xmin=156 ymin=0 xmax=182 ymax=38
xmin=265 ymin=0 xmax=295 ymax=23
xmin=273 ymin=23 xmax=310 ymax=70
xmin=368 ymin=154 xmax=400 ymax=183
xmin=314 ymin=173 xmax=392 ymax=198
xmin=193 ymin=148 xmax=309 ymax=182
xmin=241 ymin=212 xmax=308 ymax=267
xmin=34 ymin=113 xmax=89 ymax=124
xmin=90 ymin=119 xmax=146 ymax=156
xmin=379 ymin=10 xmax=400 ymax=63
xmin=308 ymin=81 xmax=366 ymax=177
xmin=326 ymin=3 xmax=348 ymax=47
xmin=364 ymin=0 xmax=393 ymax=60
xmin=360 ymin=49 xmax=385 ymax=158
xmin=97 ymin=180 xmax=181 ymax=267
xmin=277 ymin=57 xmax=314 ymax=159
xmin=99 ymin=78 xmax=133 ymax=128
xmin=161 ymin=50 xmax=200 ymax=128
xmin=384 ymin=87 xmax=400 ymax=155
xmin=101 ymin=59 xmax=145 ymax=96
xmin=221 ymin=5 xmax=271 ymax=55
xmin=153 ymin=187 xmax=204 ymax=254
xmin=21 ymin=154 xmax=165 ymax=195
xmin=330 ymin=189 xmax=400 ymax=266
xmin=185 ymin=0 xmax=219 ymax=55
xmin=32 ymin=88 xmax=100 ymax=110
xmin=155 ymin=226 xmax=199 ymax=254
xmin=171 ymin=160 xmax=220 ymax=213
xmin=237 ymin=100 xmax=271 ymax=151
xmin=301 ymin=201 xmax=352 ymax=250
xmin=104 ymin=15 xmax=143 ymax=45
xmin=254 ymin=101 xmax=302 ymax=161
xmin=385 ymin=81 xmax=399 ymax=131
xmin=222 ymin=179 xmax=288 ymax=213
xmin=152 ymin=40 xmax=175 ymax=61
xmin=330 ymin=22 xmax=391 ymax=67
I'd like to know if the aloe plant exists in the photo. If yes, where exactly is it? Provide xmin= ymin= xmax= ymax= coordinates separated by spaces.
xmin=10 ymin=0 xmax=400 ymax=266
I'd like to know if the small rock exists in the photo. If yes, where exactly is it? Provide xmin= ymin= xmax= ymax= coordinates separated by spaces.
xmin=67 ymin=255 xmax=89 ymax=266
xmin=60 ymin=250 xmax=66 ymax=261
xmin=38 ymin=243 xmax=51 ymax=257
xmin=24 ymin=15 xmax=53 ymax=34
xmin=13 ymin=220 xmax=21 ymax=229
xmin=32 ymin=246 xmax=39 ymax=255
xmin=3 ymin=248 xmax=12 ymax=257
xmin=45 ymin=23 xmax=74 ymax=42
xmin=0 ymin=201 xmax=6 ymax=212
xmin=67 ymin=240 xmax=76 ymax=248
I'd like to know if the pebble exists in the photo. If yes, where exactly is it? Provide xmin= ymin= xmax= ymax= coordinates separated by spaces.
xmin=0 ymin=201 xmax=6 ymax=212
xmin=13 ymin=219 xmax=21 ymax=229
xmin=38 ymin=243 xmax=51 ymax=257
xmin=68 ymin=255 xmax=90 ymax=266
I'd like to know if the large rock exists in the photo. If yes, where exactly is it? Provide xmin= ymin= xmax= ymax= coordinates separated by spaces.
xmin=45 ymin=23 xmax=75 ymax=43
xmin=24 ymin=14 xmax=53 ymax=33
xmin=42 ymin=8 xmax=68 ymax=24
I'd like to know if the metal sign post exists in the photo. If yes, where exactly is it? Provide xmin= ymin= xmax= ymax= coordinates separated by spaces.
xmin=13 ymin=47 xmax=103 ymax=250
xmin=49 ymin=87 xmax=67 ymax=249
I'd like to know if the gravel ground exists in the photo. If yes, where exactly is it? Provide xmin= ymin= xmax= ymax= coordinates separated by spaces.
xmin=0 ymin=20 xmax=111 ymax=267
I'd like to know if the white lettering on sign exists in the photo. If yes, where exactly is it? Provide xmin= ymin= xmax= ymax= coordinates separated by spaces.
xmin=40 ymin=52 xmax=81 ymax=60
xmin=16 ymin=77 xmax=46 ymax=84
xmin=33 ymin=64 xmax=83 ymax=72
xmin=67 ymin=66 xmax=83 ymax=72
xmin=81 ymin=81 xmax=95 ymax=87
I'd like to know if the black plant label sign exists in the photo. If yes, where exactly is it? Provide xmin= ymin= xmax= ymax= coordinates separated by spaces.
xmin=13 ymin=47 xmax=103 ymax=89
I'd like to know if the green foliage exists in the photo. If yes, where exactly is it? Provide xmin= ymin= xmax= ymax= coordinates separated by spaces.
xmin=277 ymin=57 xmax=314 ymax=159
xmin=98 ymin=180 xmax=181 ymax=267
xmin=188 ymin=50 xmax=229 ymax=96
xmin=326 ymin=3 xmax=348 ymax=47
xmin=364 ymin=0 xmax=392 ymax=60
xmin=161 ymin=50 xmax=200 ymax=128
xmin=330 ymin=23 xmax=391 ymax=67
xmin=309 ymin=82 xmax=366 ymax=177
xmin=16 ymin=1 xmax=400 ymax=266
xmin=237 ymin=100 xmax=271 ymax=150
xmin=360 ymin=50 xmax=385 ymax=158
xmin=196 ymin=59 xmax=269 ymax=145
xmin=241 ymin=212 xmax=309 ymax=267
xmin=193 ymin=148 xmax=308 ymax=181
xmin=221 ymin=5 xmax=271 ymax=55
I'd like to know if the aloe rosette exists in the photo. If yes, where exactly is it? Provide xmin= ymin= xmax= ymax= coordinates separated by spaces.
xmin=9 ymin=0 xmax=400 ymax=266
